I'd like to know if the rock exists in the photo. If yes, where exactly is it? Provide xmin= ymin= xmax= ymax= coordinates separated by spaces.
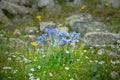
xmin=13 ymin=29 xmax=21 ymax=36
xmin=102 ymin=0 xmax=120 ymax=8
xmin=28 ymin=35 xmax=36 ymax=41
xmin=20 ymin=35 xmax=36 ymax=41
xmin=66 ymin=13 xmax=108 ymax=36
xmin=40 ymin=22 xmax=55 ymax=31
xmin=4 ymin=22 xmax=13 ymax=27
xmin=97 ymin=49 xmax=118 ymax=57
xmin=66 ymin=0 xmax=83 ymax=7
xmin=110 ymin=71 xmax=119 ymax=79
xmin=56 ymin=27 xmax=69 ymax=33
xmin=0 ymin=9 xmax=9 ymax=23
xmin=0 ymin=1 xmax=29 ymax=15
xmin=37 ymin=0 xmax=54 ymax=7
xmin=25 ymin=26 xmax=38 ymax=33
xmin=45 ymin=4 xmax=61 ymax=15
xmin=0 ymin=34 xmax=4 ymax=38
xmin=84 ymin=32 xmax=120 ymax=47
xmin=9 ymin=38 xmax=25 ymax=48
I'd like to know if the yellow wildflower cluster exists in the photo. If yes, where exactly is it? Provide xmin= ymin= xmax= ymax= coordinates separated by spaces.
xmin=105 ymin=2 xmax=109 ymax=7
xmin=36 ymin=15 xmax=42 ymax=21
xmin=31 ymin=42 xmax=38 ymax=47
xmin=81 ymin=5 xmax=86 ymax=11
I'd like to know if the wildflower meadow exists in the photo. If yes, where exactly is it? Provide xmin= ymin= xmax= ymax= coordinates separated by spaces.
xmin=0 ymin=0 xmax=120 ymax=80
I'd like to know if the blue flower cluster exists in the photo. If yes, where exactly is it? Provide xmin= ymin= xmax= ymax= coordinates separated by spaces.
xmin=36 ymin=27 xmax=80 ymax=47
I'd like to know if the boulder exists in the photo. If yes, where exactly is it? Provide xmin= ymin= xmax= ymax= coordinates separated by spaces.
xmin=9 ymin=38 xmax=26 ymax=48
xmin=110 ymin=71 xmax=119 ymax=79
xmin=45 ymin=4 xmax=61 ymax=15
xmin=37 ymin=0 xmax=54 ymax=7
xmin=25 ymin=26 xmax=38 ymax=33
xmin=66 ymin=13 xmax=108 ymax=36
xmin=84 ymin=32 xmax=120 ymax=47
xmin=0 ymin=34 xmax=4 ymax=38
xmin=56 ymin=27 xmax=69 ymax=33
xmin=13 ymin=29 xmax=21 ymax=36
xmin=0 ymin=1 xmax=29 ymax=15
xmin=66 ymin=0 xmax=83 ymax=7
xmin=97 ymin=49 xmax=119 ymax=57
xmin=40 ymin=22 xmax=55 ymax=31
xmin=0 ymin=9 xmax=9 ymax=23
xmin=102 ymin=0 xmax=120 ymax=8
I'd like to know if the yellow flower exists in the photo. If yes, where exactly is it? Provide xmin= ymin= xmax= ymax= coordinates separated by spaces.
xmin=31 ymin=42 xmax=38 ymax=47
xmin=36 ymin=15 xmax=42 ymax=21
xmin=105 ymin=2 xmax=109 ymax=7
xmin=81 ymin=5 xmax=86 ymax=11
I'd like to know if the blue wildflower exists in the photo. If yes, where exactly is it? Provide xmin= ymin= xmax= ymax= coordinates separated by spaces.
xmin=37 ymin=33 xmax=48 ymax=41
xmin=59 ymin=38 xmax=69 ymax=45
xmin=50 ymin=42 xmax=57 ymax=47
xmin=36 ymin=40 xmax=41 ymax=45
xmin=55 ymin=32 xmax=69 ymax=40
xmin=45 ymin=27 xmax=57 ymax=35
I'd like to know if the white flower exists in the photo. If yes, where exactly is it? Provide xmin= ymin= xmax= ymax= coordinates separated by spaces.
xmin=8 ymin=57 xmax=12 ymax=60
xmin=28 ymin=73 xmax=33 ymax=77
xmin=85 ymin=56 xmax=89 ymax=59
xmin=70 ymin=78 xmax=74 ymax=80
xmin=89 ymin=60 xmax=93 ymax=63
xmin=83 ymin=50 xmax=87 ymax=53
xmin=37 ymin=66 xmax=41 ymax=69
xmin=95 ymin=60 xmax=98 ymax=63
xmin=49 ymin=72 xmax=53 ymax=76
xmin=13 ymin=70 xmax=18 ymax=74
xmin=111 ymin=60 xmax=116 ymax=64
xmin=36 ymin=78 xmax=40 ymax=80
xmin=29 ymin=76 xmax=35 ymax=80
xmin=42 ymin=55 xmax=46 ymax=58
xmin=30 ymin=68 xmax=35 ymax=72
xmin=116 ymin=60 xmax=120 ymax=64
xmin=98 ymin=61 xmax=105 ymax=65
xmin=77 ymin=59 xmax=80 ymax=61
xmin=65 ymin=67 xmax=70 ymax=70
xmin=96 ymin=28 xmax=100 ymax=31
xmin=3 ymin=67 xmax=12 ymax=70
xmin=66 ymin=50 xmax=70 ymax=54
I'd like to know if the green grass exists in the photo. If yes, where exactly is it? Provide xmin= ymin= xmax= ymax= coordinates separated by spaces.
xmin=0 ymin=38 xmax=120 ymax=80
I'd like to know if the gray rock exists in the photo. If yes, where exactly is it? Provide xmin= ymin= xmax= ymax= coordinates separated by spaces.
xmin=9 ymin=38 xmax=25 ymax=48
xmin=0 ymin=1 xmax=29 ymax=15
xmin=0 ymin=34 xmax=4 ymax=38
xmin=110 ymin=71 xmax=119 ymax=79
xmin=84 ymin=32 xmax=120 ymax=47
xmin=25 ymin=26 xmax=38 ymax=33
xmin=56 ymin=27 xmax=69 ymax=33
xmin=97 ymin=49 xmax=118 ymax=57
xmin=5 ymin=0 xmax=32 ymax=6
xmin=45 ymin=4 xmax=61 ymax=15
xmin=28 ymin=35 xmax=36 ymax=41
xmin=40 ymin=22 xmax=55 ymax=31
xmin=13 ymin=29 xmax=21 ymax=36
xmin=37 ymin=0 xmax=54 ymax=7
xmin=0 ymin=9 xmax=9 ymax=23
xmin=66 ymin=13 xmax=108 ymax=36
xmin=20 ymin=35 xmax=36 ymax=41
xmin=66 ymin=0 xmax=83 ymax=7
xmin=4 ymin=22 xmax=13 ymax=27
xmin=102 ymin=0 xmax=120 ymax=8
